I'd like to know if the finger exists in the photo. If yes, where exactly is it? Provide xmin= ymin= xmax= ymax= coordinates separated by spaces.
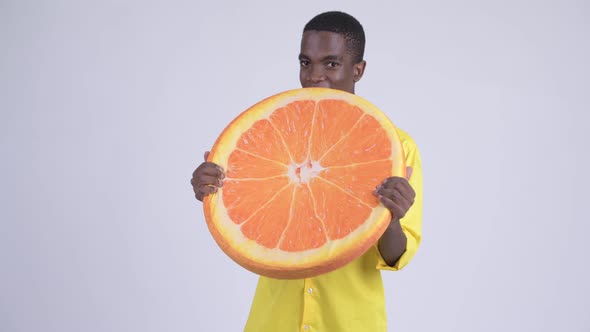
xmin=379 ymin=176 xmax=405 ymax=189
xmin=196 ymin=185 xmax=218 ymax=201
xmin=375 ymin=188 xmax=411 ymax=204
xmin=209 ymin=162 xmax=225 ymax=174
xmin=193 ymin=162 xmax=225 ymax=177
xmin=375 ymin=188 xmax=411 ymax=206
xmin=200 ymin=185 xmax=219 ymax=195
xmin=191 ymin=178 xmax=214 ymax=194
xmin=191 ymin=174 xmax=222 ymax=193
xmin=198 ymin=175 xmax=224 ymax=187
xmin=381 ymin=177 xmax=415 ymax=202
xmin=406 ymin=166 xmax=413 ymax=180
xmin=393 ymin=180 xmax=416 ymax=202
xmin=379 ymin=195 xmax=406 ymax=219
xmin=204 ymin=151 xmax=210 ymax=161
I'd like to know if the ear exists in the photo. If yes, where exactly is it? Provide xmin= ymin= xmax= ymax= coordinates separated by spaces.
xmin=353 ymin=60 xmax=367 ymax=82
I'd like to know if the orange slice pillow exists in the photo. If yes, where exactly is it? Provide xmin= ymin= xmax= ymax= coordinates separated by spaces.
xmin=203 ymin=88 xmax=405 ymax=279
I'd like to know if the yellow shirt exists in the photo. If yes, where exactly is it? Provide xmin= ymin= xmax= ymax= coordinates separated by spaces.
xmin=244 ymin=128 xmax=423 ymax=332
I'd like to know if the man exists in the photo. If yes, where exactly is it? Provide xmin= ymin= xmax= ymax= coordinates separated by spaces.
xmin=191 ymin=11 xmax=422 ymax=332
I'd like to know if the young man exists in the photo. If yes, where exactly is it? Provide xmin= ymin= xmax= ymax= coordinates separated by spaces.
xmin=191 ymin=11 xmax=422 ymax=332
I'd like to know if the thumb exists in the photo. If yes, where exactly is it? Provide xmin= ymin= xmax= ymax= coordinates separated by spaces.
xmin=204 ymin=151 xmax=210 ymax=161
xmin=406 ymin=166 xmax=413 ymax=180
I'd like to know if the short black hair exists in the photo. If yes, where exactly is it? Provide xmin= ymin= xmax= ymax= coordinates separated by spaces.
xmin=303 ymin=11 xmax=365 ymax=63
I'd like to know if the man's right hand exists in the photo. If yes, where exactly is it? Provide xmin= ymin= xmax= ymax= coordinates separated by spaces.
xmin=191 ymin=151 xmax=225 ymax=202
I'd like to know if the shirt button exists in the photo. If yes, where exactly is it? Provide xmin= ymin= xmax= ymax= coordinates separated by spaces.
xmin=304 ymin=325 xmax=310 ymax=330
xmin=308 ymin=288 xmax=313 ymax=294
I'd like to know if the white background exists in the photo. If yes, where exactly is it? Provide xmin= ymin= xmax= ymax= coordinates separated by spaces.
xmin=2 ymin=0 xmax=589 ymax=331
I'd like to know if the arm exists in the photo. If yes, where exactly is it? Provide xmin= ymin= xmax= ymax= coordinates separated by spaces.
xmin=378 ymin=217 xmax=408 ymax=267
xmin=375 ymin=167 xmax=415 ymax=266
xmin=374 ymin=136 xmax=423 ymax=269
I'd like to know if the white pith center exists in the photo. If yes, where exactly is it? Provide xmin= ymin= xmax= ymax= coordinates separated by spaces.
xmin=287 ymin=160 xmax=324 ymax=183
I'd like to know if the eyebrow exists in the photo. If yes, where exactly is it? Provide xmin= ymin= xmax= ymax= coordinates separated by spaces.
xmin=298 ymin=54 xmax=344 ymax=62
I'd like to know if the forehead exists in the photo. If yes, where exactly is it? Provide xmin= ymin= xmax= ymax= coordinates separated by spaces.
xmin=300 ymin=30 xmax=349 ymax=58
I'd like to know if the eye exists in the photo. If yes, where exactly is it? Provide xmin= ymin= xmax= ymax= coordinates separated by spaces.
xmin=326 ymin=61 xmax=340 ymax=69
xmin=300 ymin=60 xmax=310 ymax=67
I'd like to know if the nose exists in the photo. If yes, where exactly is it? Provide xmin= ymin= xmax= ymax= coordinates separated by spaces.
xmin=309 ymin=65 xmax=326 ymax=83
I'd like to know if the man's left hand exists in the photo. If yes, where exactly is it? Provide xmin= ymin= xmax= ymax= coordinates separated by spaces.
xmin=374 ymin=167 xmax=415 ymax=220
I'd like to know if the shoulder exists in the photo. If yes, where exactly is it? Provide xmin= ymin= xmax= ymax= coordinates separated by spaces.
xmin=393 ymin=127 xmax=422 ymax=167
xmin=394 ymin=127 xmax=419 ymax=153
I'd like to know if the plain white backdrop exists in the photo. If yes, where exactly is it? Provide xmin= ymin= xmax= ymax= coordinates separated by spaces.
xmin=2 ymin=0 xmax=589 ymax=331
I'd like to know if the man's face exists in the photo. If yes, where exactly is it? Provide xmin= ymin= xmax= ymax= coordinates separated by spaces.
xmin=299 ymin=30 xmax=365 ymax=94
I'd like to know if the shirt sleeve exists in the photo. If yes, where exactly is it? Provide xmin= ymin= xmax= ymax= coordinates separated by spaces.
xmin=376 ymin=130 xmax=423 ymax=271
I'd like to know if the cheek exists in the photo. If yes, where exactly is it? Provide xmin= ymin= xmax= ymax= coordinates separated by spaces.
xmin=299 ymin=70 xmax=307 ymax=87
xmin=330 ymin=70 xmax=352 ymax=86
